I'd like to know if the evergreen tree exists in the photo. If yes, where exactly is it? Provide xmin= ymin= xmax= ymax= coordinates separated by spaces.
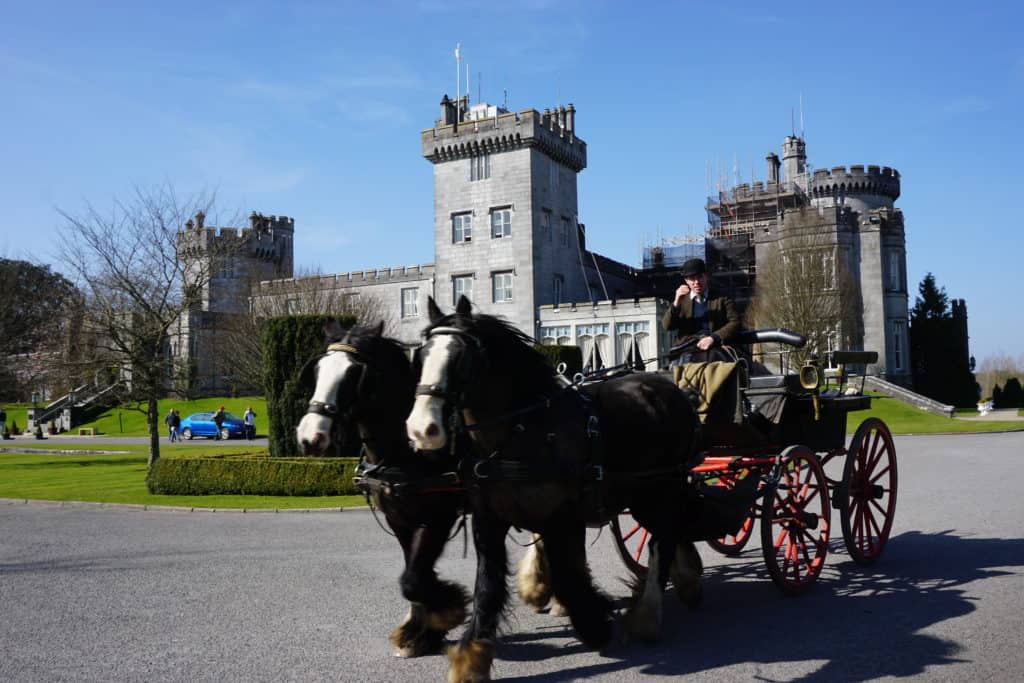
xmin=909 ymin=273 xmax=976 ymax=407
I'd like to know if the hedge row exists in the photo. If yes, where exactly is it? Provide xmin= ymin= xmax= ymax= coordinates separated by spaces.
xmin=262 ymin=314 xmax=357 ymax=458
xmin=146 ymin=456 xmax=362 ymax=496
xmin=533 ymin=344 xmax=583 ymax=377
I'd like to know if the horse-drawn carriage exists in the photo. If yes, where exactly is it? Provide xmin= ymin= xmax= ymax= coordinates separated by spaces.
xmin=297 ymin=300 xmax=898 ymax=682
xmin=610 ymin=329 xmax=898 ymax=595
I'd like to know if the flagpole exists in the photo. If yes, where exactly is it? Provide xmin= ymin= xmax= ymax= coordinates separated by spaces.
xmin=455 ymin=43 xmax=461 ymax=120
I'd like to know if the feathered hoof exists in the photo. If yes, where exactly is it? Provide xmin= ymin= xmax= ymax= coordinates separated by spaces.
xmin=447 ymin=640 xmax=494 ymax=683
xmin=547 ymin=597 xmax=568 ymax=617
xmin=390 ymin=623 xmax=445 ymax=658
xmin=425 ymin=594 xmax=469 ymax=632
xmin=670 ymin=544 xmax=704 ymax=610
xmin=516 ymin=543 xmax=552 ymax=612
xmin=623 ymin=595 xmax=662 ymax=644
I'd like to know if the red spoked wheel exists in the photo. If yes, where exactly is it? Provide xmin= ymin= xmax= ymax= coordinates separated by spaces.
xmin=610 ymin=510 xmax=649 ymax=579
xmin=761 ymin=445 xmax=831 ymax=595
xmin=704 ymin=473 xmax=756 ymax=556
xmin=837 ymin=417 xmax=898 ymax=565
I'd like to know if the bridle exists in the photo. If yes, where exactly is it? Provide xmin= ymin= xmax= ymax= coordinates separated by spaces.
xmin=413 ymin=326 xmax=484 ymax=406
xmin=305 ymin=342 xmax=366 ymax=421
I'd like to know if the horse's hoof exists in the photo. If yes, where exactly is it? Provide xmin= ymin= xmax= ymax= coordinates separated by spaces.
xmin=425 ymin=601 xmax=468 ymax=632
xmin=391 ymin=625 xmax=445 ymax=658
xmin=447 ymin=640 xmax=494 ymax=683
xmin=547 ymin=597 xmax=569 ymax=617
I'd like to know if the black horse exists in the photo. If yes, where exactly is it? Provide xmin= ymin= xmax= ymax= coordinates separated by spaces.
xmin=406 ymin=297 xmax=704 ymax=682
xmin=295 ymin=321 xmax=469 ymax=657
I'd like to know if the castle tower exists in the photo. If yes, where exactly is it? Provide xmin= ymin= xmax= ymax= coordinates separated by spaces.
xmin=422 ymin=96 xmax=588 ymax=337
xmin=173 ymin=211 xmax=295 ymax=394
xmin=782 ymin=135 xmax=806 ymax=182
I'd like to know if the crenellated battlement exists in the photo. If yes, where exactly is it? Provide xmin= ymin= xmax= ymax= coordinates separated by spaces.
xmin=256 ymin=263 xmax=436 ymax=291
xmin=176 ymin=211 xmax=294 ymax=264
xmin=422 ymin=99 xmax=586 ymax=171
xmin=809 ymin=164 xmax=900 ymax=200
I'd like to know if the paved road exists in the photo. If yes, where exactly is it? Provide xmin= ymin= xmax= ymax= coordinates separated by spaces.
xmin=3 ymin=432 xmax=1024 ymax=682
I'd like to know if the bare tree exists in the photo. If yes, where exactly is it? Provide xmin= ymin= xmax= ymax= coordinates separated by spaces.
xmin=57 ymin=185 xmax=242 ymax=468
xmin=217 ymin=269 xmax=389 ymax=392
xmin=976 ymin=353 xmax=1023 ymax=401
xmin=745 ymin=232 xmax=862 ymax=368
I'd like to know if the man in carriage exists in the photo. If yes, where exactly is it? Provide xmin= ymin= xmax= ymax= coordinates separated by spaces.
xmin=661 ymin=257 xmax=741 ymax=364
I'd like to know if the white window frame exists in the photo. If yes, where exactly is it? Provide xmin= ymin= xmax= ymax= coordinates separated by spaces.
xmin=453 ymin=275 xmax=473 ymax=305
xmin=492 ymin=271 xmax=513 ymax=303
xmin=490 ymin=207 xmax=512 ymax=239
xmin=452 ymin=212 xmax=472 ymax=243
xmin=401 ymin=287 xmax=419 ymax=318
xmin=539 ymin=325 xmax=571 ymax=346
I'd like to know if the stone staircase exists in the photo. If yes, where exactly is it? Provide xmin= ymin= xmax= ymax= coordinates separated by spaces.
xmin=862 ymin=375 xmax=955 ymax=418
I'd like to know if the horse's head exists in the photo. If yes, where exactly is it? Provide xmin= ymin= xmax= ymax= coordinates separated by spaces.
xmin=406 ymin=295 xmax=486 ymax=452
xmin=296 ymin=319 xmax=403 ymax=456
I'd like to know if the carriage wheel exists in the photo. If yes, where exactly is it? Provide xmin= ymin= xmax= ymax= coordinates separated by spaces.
xmin=704 ymin=473 xmax=756 ymax=556
xmin=610 ymin=511 xmax=649 ymax=579
xmin=761 ymin=445 xmax=831 ymax=595
xmin=837 ymin=418 xmax=898 ymax=565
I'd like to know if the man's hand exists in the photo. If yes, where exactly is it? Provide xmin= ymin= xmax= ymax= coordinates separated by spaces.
xmin=673 ymin=283 xmax=690 ymax=307
xmin=696 ymin=335 xmax=715 ymax=351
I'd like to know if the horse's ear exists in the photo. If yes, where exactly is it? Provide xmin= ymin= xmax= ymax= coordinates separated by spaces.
xmin=427 ymin=296 xmax=444 ymax=324
xmin=371 ymin=320 xmax=385 ymax=337
xmin=323 ymin=318 xmax=347 ymax=340
xmin=455 ymin=295 xmax=473 ymax=316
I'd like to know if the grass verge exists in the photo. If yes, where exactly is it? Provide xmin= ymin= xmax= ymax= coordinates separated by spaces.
xmin=0 ymin=444 xmax=365 ymax=509
xmin=851 ymin=395 xmax=1024 ymax=434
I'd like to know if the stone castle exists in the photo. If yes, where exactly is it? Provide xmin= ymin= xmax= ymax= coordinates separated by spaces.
xmin=174 ymin=95 xmax=914 ymax=394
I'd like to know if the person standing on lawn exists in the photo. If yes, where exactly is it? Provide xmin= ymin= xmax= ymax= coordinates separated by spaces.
xmin=164 ymin=408 xmax=177 ymax=442
xmin=212 ymin=406 xmax=227 ymax=440
xmin=243 ymin=406 xmax=256 ymax=442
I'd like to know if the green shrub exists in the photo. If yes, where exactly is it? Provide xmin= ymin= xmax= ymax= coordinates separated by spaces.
xmin=262 ymin=314 xmax=357 ymax=458
xmin=146 ymin=455 xmax=361 ymax=496
xmin=533 ymin=344 xmax=582 ymax=376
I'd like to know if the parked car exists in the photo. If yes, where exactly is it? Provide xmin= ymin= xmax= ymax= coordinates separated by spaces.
xmin=179 ymin=411 xmax=245 ymax=440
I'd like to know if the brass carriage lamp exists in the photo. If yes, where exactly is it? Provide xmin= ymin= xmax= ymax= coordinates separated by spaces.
xmin=799 ymin=356 xmax=823 ymax=421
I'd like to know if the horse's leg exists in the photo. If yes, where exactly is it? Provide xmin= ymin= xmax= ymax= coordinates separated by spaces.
xmin=543 ymin=523 xmax=615 ymax=649
xmin=669 ymin=540 xmax=704 ymax=609
xmin=392 ymin=504 xmax=468 ymax=657
xmin=448 ymin=511 xmax=510 ymax=683
xmin=623 ymin=535 xmax=673 ymax=643
xmin=515 ymin=534 xmax=552 ymax=611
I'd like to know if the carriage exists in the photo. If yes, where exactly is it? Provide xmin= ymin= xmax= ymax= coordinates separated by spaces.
xmin=610 ymin=329 xmax=898 ymax=595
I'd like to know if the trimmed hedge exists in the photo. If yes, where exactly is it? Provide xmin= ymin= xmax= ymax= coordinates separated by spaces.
xmin=146 ymin=455 xmax=361 ymax=496
xmin=533 ymin=344 xmax=583 ymax=376
xmin=262 ymin=314 xmax=357 ymax=458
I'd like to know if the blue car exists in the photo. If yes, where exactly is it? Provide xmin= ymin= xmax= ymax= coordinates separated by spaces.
xmin=179 ymin=411 xmax=245 ymax=440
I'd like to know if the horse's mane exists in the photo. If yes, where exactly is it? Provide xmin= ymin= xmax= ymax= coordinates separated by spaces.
xmin=430 ymin=311 xmax=558 ymax=395
xmin=331 ymin=323 xmax=414 ymax=390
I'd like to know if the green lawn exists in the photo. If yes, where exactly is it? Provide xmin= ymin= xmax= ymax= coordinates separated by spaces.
xmin=1 ymin=397 xmax=269 ymax=437
xmin=81 ymin=397 xmax=269 ymax=436
xmin=851 ymin=395 xmax=1024 ymax=434
xmin=0 ymin=443 xmax=365 ymax=509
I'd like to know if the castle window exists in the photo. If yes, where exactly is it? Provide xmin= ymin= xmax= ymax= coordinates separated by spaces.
xmin=552 ymin=274 xmax=563 ymax=306
xmin=215 ymin=256 xmax=235 ymax=279
xmin=560 ymin=217 xmax=570 ymax=246
xmin=286 ymin=298 xmax=300 ymax=315
xmin=490 ymin=208 xmax=511 ymax=238
xmin=453 ymin=275 xmax=473 ymax=305
xmin=541 ymin=209 xmax=552 ymax=241
xmin=549 ymin=163 xmax=560 ymax=192
xmin=892 ymin=319 xmax=905 ymax=371
xmin=539 ymin=325 xmax=571 ymax=346
xmin=492 ymin=271 xmax=513 ymax=303
xmin=401 ymin=288 xmax=419 ymax=318
xmin=888 ymin=250 xmax=902 ymax=291
xmin=452 ymin=213 xmax=472 ymax=243
xmin=470 ymin=154 xmax=490 ymax=181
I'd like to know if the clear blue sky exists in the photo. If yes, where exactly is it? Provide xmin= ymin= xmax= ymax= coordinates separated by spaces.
xmin=2 ymin=1 xmax=1021 ymax=363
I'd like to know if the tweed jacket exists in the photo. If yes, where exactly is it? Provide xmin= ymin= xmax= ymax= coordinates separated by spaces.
xmin=661 ymin=294 xmax=741 ymax=348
